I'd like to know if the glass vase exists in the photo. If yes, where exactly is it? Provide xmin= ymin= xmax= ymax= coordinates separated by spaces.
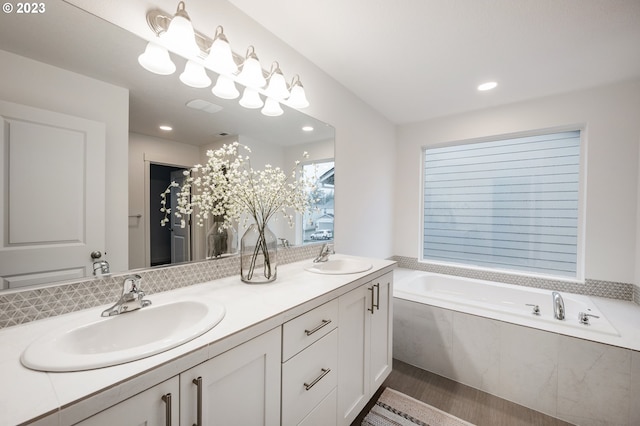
xmin=240 ymin=222 xmax=277 ymax=283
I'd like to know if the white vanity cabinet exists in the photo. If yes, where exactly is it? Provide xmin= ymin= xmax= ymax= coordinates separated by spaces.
xmin=281 ymin=299 xmax=339 ymax=426
xmin=73 ymin=377 xmax=179 ymax=426
xmin=337 ymin=272 xmax=393 ymax=425
xmin=179 ymin=327 xmax=282 ymax=426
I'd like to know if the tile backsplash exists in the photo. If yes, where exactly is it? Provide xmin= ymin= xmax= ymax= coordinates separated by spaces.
xmin=391 ymin=256 xmax=638 ymax=303
xmin=0 ymin=244 xmax=321 ymax=329
xmin=2 ymin=250 xmax=637 ymax=330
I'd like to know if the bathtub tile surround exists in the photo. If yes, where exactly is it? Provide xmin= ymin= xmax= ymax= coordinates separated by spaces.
xmin=499 ymin=322 xmax=559 ymax=416
xmin=394 ymin=296 xmax=640 ymax=426
xmin=557 ymin=336 xmax=631 ymax=426
xmin=0 ymin=244 xmax=321 ymax=329
xmin=391 ymin=256 xmax=636 ymax=302
xmin=451 ymin=313 xmax=501 ymax=395
xmin=393 ymin=298 xmax=454 ymax=378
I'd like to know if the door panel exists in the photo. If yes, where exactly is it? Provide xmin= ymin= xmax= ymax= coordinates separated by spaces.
xmin=0 ymin=100 xmax=105 ymax=289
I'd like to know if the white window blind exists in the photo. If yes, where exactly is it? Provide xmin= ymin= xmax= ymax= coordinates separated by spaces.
xmin=422 ymin=130 xmax=581 ymax=277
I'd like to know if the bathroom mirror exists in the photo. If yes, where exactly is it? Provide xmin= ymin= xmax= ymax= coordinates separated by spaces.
xmin=0 ymin=1 xmax=334 ymax=289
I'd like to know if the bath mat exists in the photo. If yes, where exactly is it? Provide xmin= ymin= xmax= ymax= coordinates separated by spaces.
xmin=361 ymin=387 xmax=476 ymax=426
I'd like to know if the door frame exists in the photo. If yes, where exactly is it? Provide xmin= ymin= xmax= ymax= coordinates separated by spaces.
xmin=143 ymin=153 xmax=194 ymax=268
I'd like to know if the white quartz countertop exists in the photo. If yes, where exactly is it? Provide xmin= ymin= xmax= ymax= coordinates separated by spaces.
xmin=0 ymin=254 xmax=395 ymax=426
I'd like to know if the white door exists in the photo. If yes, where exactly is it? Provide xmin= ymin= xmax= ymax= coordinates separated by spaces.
xmin=169 ymin=169 xmax=190 ymax=263
xmin=0 ymin=100 xmax=105 ymax=289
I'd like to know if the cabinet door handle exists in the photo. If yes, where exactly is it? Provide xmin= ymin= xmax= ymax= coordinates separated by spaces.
xmin=161 ymin=393 xmax=172 ymax=426
xmin=192 ymin=377 xmax=202 ymax=426
xmin=374 ymin=283 xmax=380 ymax=311
xmin=304 ymin=368 xmax=331 ymax=391
xmin=305 ymin=319 xmax=332 ymax=336
xmin=368 ymin=286 xmax=375 ymax=314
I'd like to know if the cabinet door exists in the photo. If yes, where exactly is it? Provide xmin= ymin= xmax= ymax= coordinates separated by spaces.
xmin=74 ymin=377 xmax=178 ymax=426
xmin=180 ymin=327 xmax=281 ymax=426
xmin=337 ymin=284 xmax=370 ymax=426
xmin=370 ymin=272 xmax=393 ymax=390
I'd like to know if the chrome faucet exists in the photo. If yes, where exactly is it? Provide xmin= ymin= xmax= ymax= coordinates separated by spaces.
xmin=313 ymin=243 xmax=335 ymax=263
xmin=93 ymin=260 xmax=110 ymax=277
xmin=552 ymin=291 xmax=565 ymax=320
xmin=101 ymin=274 xmax=152 ymax=317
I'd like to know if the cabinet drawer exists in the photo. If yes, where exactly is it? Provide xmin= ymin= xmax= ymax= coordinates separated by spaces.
xmin=282 ymin=329 xmax=338 ymax=426
xmin=298 ymin=387 xmax=337 ymax=426
xmin=282 ymin=298 xmax=338 ymax=361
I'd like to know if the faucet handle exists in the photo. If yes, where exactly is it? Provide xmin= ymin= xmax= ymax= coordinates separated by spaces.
xmin=122 ymin=274 xmax=143 ymax=294
xmin=525 ymin=304 xmax=541 ymax=315
xmin=578 ymin=312 xmax=600 ymax=325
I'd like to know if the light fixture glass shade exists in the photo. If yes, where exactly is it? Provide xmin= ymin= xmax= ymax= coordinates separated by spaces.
xmin=212 ymin=75 xmax=239 ymax=99
xmin=261 ymin=97 xmax=283 ymax=117
xmin=287 ymin=84 xmax=309 ymax=108
xmin=264 ymin=69 xmax=290 ymax=100
xmin=205 ymin=29 xmax=237 ymax=75
xmin=160 ymin=2 xmax=200 ymax=58
xmin=138 ymin=41 xmax=176 ymax=75
xmin=239 ymin=87 xmax=263 ymax=109
xmin=237 ymin=50 xmax=266 ymax=88
xmin=179 ymin=60 xmax=212 ymax=88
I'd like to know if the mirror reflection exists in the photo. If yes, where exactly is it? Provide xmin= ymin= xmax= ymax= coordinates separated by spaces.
xmin=0 ymin=1 xmax=334 ymax=290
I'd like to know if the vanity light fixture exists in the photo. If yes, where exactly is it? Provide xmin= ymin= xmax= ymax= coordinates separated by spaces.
xmin=159 ymin=1 xmax=200 ymax=58
xmin=212 ymin=74 xmax=240 ymax=99
xmin=239 ymin=87 xmax=264 ymax=109
xmin=159 ymin=125 xmax=173 ymax=131
xmin=302 ymin=126 xmax=314 ymax=132
xmin=478 ymin=81 xmax=498 ymax=91
xmin=264 ymin=62 xmax=290 ymax=100
xmin=138 ymin=42 xmax=176 ymax=75
xmin=140 ymin=2 xmax=309 ymax=116
xmin=179 ymin=60 xmax=212 ymax=88
xmin=286 ymin=75 xmax=309 ymax=109
xmin=261 ymin=97 xmax=284 ymax=117
xmin=204 ymin=26 xmax=238 ymax=76
xmin=236 ymin=46 xmax=267 ymax=89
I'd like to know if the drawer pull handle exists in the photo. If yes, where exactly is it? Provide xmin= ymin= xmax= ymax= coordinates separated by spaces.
xmin=161 ymin=393 xmax=172 ymax=426
xmin=304 ymin=368 xmax=331 ymax=391
xmin=305 ymin=319 xmax=332 ymax=336
xmin=368 ymin=286 xmax=375 ymax=313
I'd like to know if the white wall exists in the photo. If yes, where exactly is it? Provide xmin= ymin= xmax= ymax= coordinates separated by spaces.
xmin=395 ymin=79 xmax=640 ymax=284
xmin=128 ymin=132 xmax=201 ymax=269
xmin=0 ymin=49 xmax=130 ymax=275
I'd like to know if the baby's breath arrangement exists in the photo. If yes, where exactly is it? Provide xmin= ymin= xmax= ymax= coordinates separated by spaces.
xmin=161 ymin=142 xmax=316 ymax=282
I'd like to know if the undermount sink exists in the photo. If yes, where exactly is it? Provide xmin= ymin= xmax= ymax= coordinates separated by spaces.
xmin=305 ymin=258 xmax=373 ymax=275
xmin=21 ymin=295 xmax=225 ymax=372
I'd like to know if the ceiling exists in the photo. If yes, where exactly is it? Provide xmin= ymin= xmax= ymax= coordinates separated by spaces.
xmin=228 ymin=0 xmax=640 ymax=124
xmin=1 ymin=0 xmax=639 ymax=138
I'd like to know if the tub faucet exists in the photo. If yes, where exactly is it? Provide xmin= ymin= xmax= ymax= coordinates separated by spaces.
xmin=313 ymin=243 xmax=334 ymax=263
xmin=552 ymin=291 xmax=565 ymax=320
xmin=101 ymin=274 xmax=152 ymax=317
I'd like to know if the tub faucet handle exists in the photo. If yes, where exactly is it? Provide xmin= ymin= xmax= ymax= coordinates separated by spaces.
xmin=525 ymin=304 xmax=541 ymax=316
xmin=578 ymin=312 xmax=600 ymax=325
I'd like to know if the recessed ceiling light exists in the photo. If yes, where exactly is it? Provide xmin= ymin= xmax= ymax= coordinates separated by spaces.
xmin=159 ymin=125 xmax=173 ymax=131
xmin=478 ymin=81 xmax=498 ymax=91
xmin=302 ymin=126 xmax=314 ymax=132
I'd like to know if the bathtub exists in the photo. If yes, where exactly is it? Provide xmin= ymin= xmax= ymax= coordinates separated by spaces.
xmin=394 ymin=269 xmax=619 ymax=337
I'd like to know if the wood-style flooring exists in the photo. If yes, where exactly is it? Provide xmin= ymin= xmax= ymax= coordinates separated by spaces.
xmin=352 ymin=359 xmax=574 ymax=426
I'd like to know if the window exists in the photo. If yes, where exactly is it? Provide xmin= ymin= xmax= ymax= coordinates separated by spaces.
xmin=422 ymin=130 xmax=582 ymax=278
xmin=302 ymin=160 xmax=334 ymax=243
